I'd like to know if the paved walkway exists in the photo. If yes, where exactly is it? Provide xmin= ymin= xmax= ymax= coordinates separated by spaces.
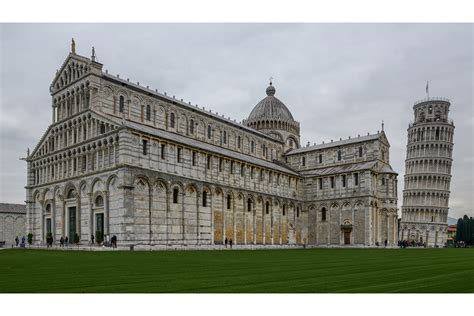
xmin=5 ymin=243 xmax=400 ymax=251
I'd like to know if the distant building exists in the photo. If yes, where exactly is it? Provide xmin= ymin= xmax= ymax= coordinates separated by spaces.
xmin=24 ymin=41 xmax=399 ymax=247
xmin=0 ymin=203 xmax=26 ymax=246
xmin=447 ymin=224 xmax=457 ymax=243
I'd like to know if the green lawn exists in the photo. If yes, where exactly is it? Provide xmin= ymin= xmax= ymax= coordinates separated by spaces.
xmin=0 ymin=248 xmax=473 ymax=293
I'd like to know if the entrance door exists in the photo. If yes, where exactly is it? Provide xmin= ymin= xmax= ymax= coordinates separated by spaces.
xmin=68 ymin=207 xmax=76 ymax=242
xmin=95 ymin=213 xmax=104 ymax=242
xmin=344 ymin=231 xmax=351 ymax=245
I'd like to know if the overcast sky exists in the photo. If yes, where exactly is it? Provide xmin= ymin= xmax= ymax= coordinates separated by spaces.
xmin=0 ymin=23 xmax=472 ymax=219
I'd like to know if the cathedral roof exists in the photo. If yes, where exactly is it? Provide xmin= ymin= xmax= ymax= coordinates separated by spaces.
xmin=102 ymin=73 xmax=283 ymax=144
xmin=247 ymin=82 xmax=295 ymax=123
xmin=286 ymin=132 xmax=387 ymax=155
xmin=0 ymin=203 xmax=26 ymax=214
xmin=101 ymin=112 xmax=299 ymax=176
xmin=299 ymin=160 xmax=378 ymax=177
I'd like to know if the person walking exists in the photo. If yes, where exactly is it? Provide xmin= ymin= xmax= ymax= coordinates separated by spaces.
xmin=65 ymin=236 xmax=69 ymax=247
xmin=15 ymin=236 xmax=19 ymax=247
xmin=225 ymin=237 xmax=228 ymax=248
xmin=91 ymin=234 xmax=95 ymax=245
xmin=60 ymin=236 xmax=64 ymax=247
xmin=229 ymin=239 xmax=233 ymax=249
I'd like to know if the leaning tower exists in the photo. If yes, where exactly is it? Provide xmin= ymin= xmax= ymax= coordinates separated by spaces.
xmin=400 ymin=97 xmax=455 ymax=247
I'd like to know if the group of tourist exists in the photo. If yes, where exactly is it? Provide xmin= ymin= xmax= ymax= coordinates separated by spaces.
xmin=224 ymin=237 xmax=233 ymax=248
xmin=90 ymin=234 xmax=118 ymax=248
xmin=14 ymin=236 xmax=26 ymax=248
xmin=59 ymin=236 xmax=69 ymax=247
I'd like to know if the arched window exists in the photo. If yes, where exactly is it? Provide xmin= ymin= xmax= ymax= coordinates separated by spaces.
xmin=202 ymin=191 xmax=208 ymax=207
xmin=119 ymin=96 xmax=124 ymax=113
xmin=247 ymin=198 xmax=252 ymax=212
xmin=189 ymin=119 xmax=194 ymax=134
xmin=359 ymin=146 xmax=363 ymax=157
xmin=321 ymin=207 xmax=327 ymax=221
xmin=45 ymin=204 xmax=51 ymax=213
xmin=227 ymin=195 xmax=232 ymax=210
xmin=265 ymin=201 xmax=270 ymax=214
xmin=296 ymin=207 xmax=300 ymax=218
xmin=302 ymin=156 xmax=306 ymax=166
xmin=146 ymin=105 xmax=151 ymax=121
xmin=282 ymin=205 xmax=286 ymax=216
xmin=100 ymin=123 xmax=105 ymax=134
xmin=223 ymin=131 xmax=227 ymax=144
xmin=173 ymin=188 xmax=179 ymax=204
xmin=337 ymin=150 xmax=342 ymax=161
xmin=95 ymin=195 xmax=104 ymax=207
xmin=207 ymin=125 xmax=212 ymax=139
xmin=251 ymin=141 xmax=255 ymax=153
xmin=170 ymin=113 xmax=175 ymax=128
xmin=237 ymin=136 xmax=241 ymax=148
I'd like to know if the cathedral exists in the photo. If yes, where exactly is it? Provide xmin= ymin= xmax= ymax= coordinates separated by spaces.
xmin=25 ymin=41 xmax=399 ymax=248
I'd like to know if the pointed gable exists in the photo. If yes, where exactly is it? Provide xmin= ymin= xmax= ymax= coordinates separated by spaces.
xmin=378 ymin=131 xmax=390 ymax=147
xmin=29 ymin=109 xmax=122 ymax=160
xmin=50 ymin=53 xmax=93 ymax=94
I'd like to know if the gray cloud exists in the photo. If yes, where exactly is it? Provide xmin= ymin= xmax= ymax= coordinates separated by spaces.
xmin=1 ymin=23 xmax=472 ymax=219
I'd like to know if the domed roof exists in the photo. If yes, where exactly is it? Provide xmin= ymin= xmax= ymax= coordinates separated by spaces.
xmin=247 ymin=82 xmax=295 ymax=123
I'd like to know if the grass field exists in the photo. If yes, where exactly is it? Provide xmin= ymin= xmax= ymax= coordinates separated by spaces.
xmin=0 ymin=248 xmax=473 ymax=293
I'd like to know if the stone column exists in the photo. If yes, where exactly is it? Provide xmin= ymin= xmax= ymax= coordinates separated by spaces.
xmin=88 ymin=192 xmax=93 ymax=242
xmin=51 ymin=198 xmax=56 ymax=241
xmin=181 ymin=191 xmax=185 ymax=243
xmin=253 ymin=202 xmax=256 ymax=245
xmin=209 ymin=191 xmax=213 ymax=245
xmin=386 ymin=212 xmax=390 ymax=244
xmin=76 ymin=196 xmax=81 ymax=242
xmin=222 ymin=193 xmax=226 ymax=244
xmin=271 ymin=201 xmax=274 ymax=245
xmin=196 ymin=191 xmax=200 ymax=245
xmin=40 ymin=202 xmax=45 ymax=244
xmin=243 ymin=196 xmax=247 ymax=245
xmin=52 ymin=104 xmax=57 ymax=123
xmin=104 ymin=190 xmax=110 ymax=236
xmin=62 ymin=199 xmax=66 ymax=237
xmin=233 ymin=196 xmax=236 ymax=244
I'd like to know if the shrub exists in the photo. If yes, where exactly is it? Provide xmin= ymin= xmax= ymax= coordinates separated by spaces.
xmin=96 ymin=231 xmax=103 ymax=244
xmin=27 ymin=233 xmax=33 ymax=245
xmin=74 ymin=233 xmax=80 ymax=244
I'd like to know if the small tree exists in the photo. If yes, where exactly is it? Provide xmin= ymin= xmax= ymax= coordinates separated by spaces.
xmin=456 ymin=218 xmax=463 ymax=243
xmin=73 ymin=233 xmax=80 ymax=244
xmin=95 ymin=231 xmax=103 ymax=244
xmin=27 ymin=233 xmax=33 ymax=245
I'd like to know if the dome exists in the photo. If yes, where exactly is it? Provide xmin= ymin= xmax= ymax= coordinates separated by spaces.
xmin=247 ymin=82 xmax=295 ymax=123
